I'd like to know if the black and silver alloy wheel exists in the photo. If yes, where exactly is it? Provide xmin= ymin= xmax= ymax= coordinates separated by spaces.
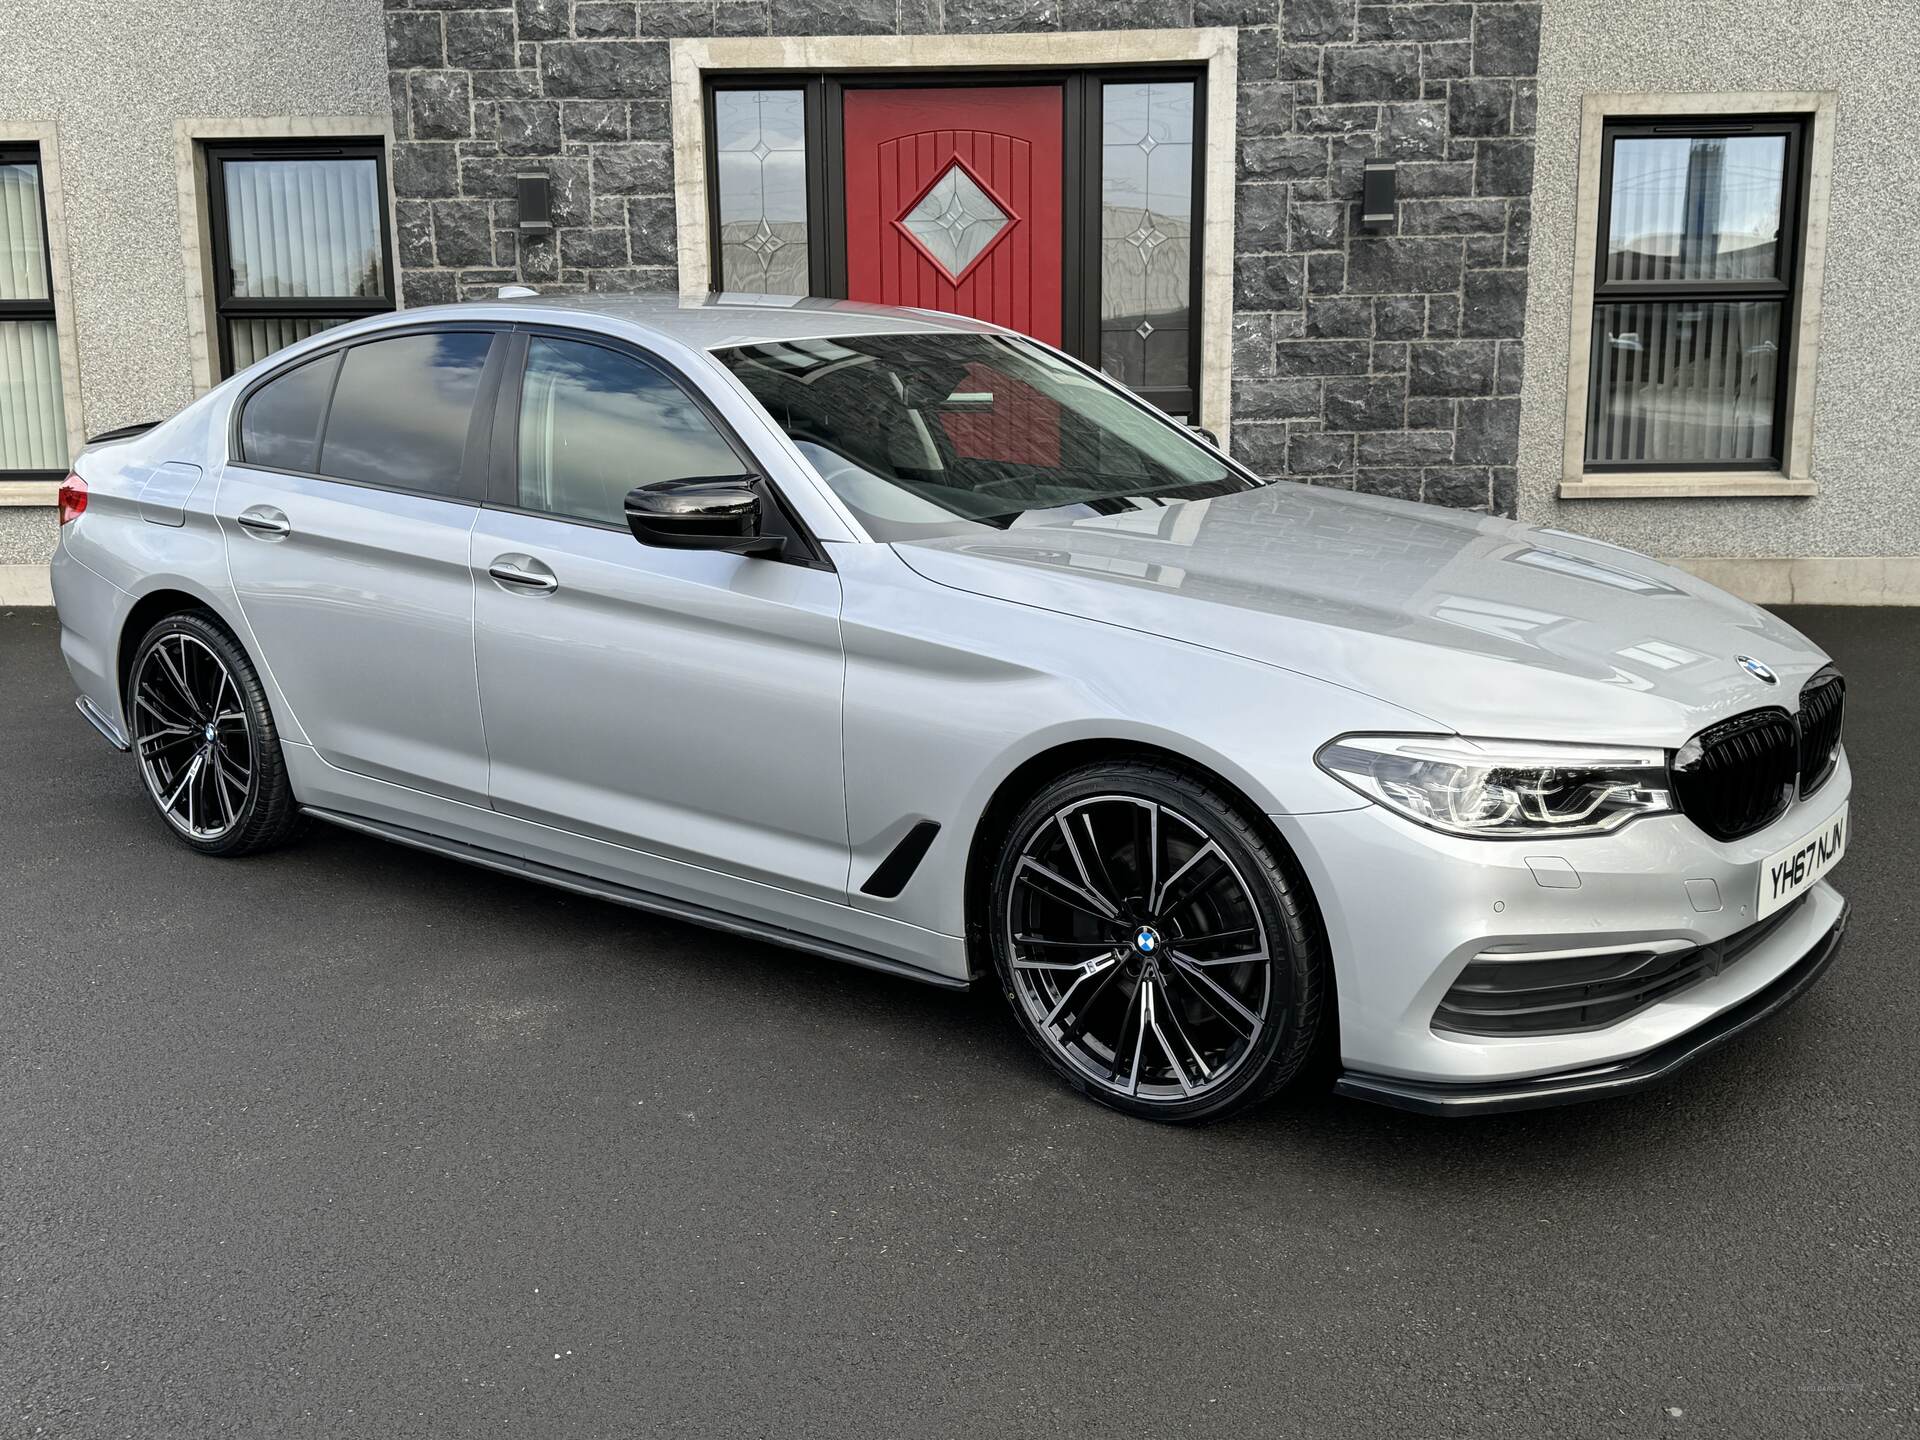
xmin=988 ymin=761 xmax=1326 ymax=1123
xmin=127 ymin=612 xmax=302 ymax=856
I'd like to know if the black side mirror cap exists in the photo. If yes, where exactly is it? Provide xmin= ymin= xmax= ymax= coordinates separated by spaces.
xmin=1188 ymin=425 xmax=1220 ymax=449
xmin=624 ymin=477 xmax=786 ymax=558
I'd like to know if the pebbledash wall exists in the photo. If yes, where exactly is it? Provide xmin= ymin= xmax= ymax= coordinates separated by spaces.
xmin=386 ymin=0 xmax=1544 ymax=516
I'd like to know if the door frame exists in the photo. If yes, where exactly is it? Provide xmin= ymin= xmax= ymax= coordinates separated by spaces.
xmin=668 ymin=29 xmax=1239 ymax=438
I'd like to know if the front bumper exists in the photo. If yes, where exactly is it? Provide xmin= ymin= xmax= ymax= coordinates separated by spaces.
xmin=1336 ymin=900 xmax=1848 ymax=1115
xmin=1271 ymin=752 xmax=1852 ymax=1094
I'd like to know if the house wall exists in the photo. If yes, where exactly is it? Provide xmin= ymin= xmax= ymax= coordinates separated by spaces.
xmin=1517 ymin=0 xmax=1920 ymax=586
xmin=0 ymin=0 xmax=392 ymax=436
xmin=386 ymin=0 xmax=1544 ymax=515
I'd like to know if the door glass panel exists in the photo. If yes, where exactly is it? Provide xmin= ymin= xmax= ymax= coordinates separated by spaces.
xmin=240 ymin=351 xmax=339 ymax=473
xmin=222 ymin=158 xmax=387 ymax=298
xmin=901 ymin=164 xmax=1009 ymax=279
xmin=517 ymin=337 xmax=742 ymax=527
xmin=713 ymin=89 xmax=809 ymax=296
xmin=1586 ymin=300 xmax=1783 ymax=465
xmin=0 ymin=160 xmax=51 ymax=300
xmin=1605 ymin=135 xmax=1787 ymax=284
xmin=1099 ymin=81 xmax=1194 ymax=394
xmin=317 ymin=332 xmax=491 ymax=494
xmin=0 ymin=320 xmax=66 ymax=471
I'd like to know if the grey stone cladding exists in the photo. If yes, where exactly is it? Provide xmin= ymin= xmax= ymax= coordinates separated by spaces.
xmin=385 ymin=0 xmax=1540 ymax=515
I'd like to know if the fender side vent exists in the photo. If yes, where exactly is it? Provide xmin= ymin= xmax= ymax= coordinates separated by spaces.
xmin=861 ymin=820 xmax=941 ymax=899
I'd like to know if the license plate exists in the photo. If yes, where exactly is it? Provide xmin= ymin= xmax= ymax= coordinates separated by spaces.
xmin=1758 ymin=803 xmax=1848 ymax=918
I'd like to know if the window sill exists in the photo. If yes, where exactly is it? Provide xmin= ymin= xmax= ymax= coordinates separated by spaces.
xmin=1559 ymin=472 xmax=1815 ymax=501
xmin=0 ymin=481 xmax=60 ymax=506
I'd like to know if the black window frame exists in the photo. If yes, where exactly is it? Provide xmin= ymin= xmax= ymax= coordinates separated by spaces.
xmin=204 ymin=138 xmax=398 ymax=381
xmin=0 ymin=141 xmax=64 ymax=482
xmin=1586 ymin=115 xmax=1808 ymax=474
xmin=229 ymin=323 xmax=508 ymax=506
xmin=486 ymin=325 xmax=831 ymax=569
xmin=699 ymin=67 xmax=1209 ymax=424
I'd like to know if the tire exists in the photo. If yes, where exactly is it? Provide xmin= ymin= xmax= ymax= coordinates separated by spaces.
xmin=986 ymin=760 xmax=1327 ymax=1124
xmin=125 ymin=610 xmax=303 ymax=857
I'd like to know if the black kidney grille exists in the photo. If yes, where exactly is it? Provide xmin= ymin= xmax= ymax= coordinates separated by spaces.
xmin=1797 ymin=671 xmax=1845 ymax=798
xmin=1672 ymin=709 xmax=1800 ymax=841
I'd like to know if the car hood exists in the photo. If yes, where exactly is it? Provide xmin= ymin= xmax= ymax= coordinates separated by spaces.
xmin=891 ymin=484 xmax=1829 ymax=745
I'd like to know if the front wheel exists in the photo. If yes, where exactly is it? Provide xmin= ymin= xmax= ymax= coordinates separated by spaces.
xmin=126 ymin=610 xmax=302 ymax=856
xmin=986 ymin=761 xmax=1328 ymax=1123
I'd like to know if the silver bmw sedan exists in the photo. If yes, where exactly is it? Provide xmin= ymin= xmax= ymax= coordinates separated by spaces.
xmin=51 ymin=295 xmax=1850 ymax=1123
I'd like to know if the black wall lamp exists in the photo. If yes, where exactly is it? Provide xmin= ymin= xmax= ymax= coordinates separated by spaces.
xmin=1361 ymin=162 xmax=1397 ymax=231
xmin=516 ymin=173 xmax=552 ymax=237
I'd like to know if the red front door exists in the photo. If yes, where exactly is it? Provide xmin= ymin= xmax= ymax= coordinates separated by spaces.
xmin=842 ymin=86 xmax=1064 ymax=345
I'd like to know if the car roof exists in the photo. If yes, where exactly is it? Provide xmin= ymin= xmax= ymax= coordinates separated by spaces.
xmin=384 ymin=292 xmax=1010 ymax=351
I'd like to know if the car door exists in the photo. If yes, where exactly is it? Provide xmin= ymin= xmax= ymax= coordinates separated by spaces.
xmin=219 ymin=327 xmax=504 ymax=805
xmin=470 ymin=330 xmax=849 ymax=902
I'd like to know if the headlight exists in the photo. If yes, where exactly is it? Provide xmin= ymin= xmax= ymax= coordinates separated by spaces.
xmin=1315 ymin=734 xmax=1673 ymax=839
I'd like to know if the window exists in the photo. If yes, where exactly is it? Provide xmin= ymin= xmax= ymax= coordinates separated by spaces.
xmin=0 ymin=144 xmax=66 ymax=478
xmin=206 ymin=141 xmax=395 ymax=377
xmin=714 ymin=330 xmax=1248 ymax=543
xmin=516 ymin=336 xmax=742 ymax=527
xmin=239 ymin=351 xmax=340 ymax=473
xmin=1584 ymin=118 xmax=1803 ymax=473
xmin=317 ymin=332 xmax=493 ymax=494
xmin=1097 ymin=80 xmax=1197 ymax=420
xmin=711 ymin=89 xmax=812 ymax=296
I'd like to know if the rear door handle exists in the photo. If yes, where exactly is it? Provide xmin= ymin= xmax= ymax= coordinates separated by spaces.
xmin=487 ymin=555 xmax=558 ymax=594
xmin=236 ymin=506 xmax=291 ymax=539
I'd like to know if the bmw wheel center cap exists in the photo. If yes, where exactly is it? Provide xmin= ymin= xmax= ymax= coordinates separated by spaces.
xmin=1133 ymin=925 xmax=1162 ymax=955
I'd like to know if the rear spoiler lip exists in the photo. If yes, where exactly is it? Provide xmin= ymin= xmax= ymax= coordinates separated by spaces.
xmin=84 ymin=420 xmax=163 ymax=448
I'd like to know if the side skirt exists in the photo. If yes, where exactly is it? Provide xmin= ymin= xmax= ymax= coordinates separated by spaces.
xmin=303 ymin=806 xmax=972 ymax=993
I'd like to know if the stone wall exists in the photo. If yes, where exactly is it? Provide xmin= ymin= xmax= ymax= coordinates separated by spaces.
xmin=384 ymin=0 xmax=1542 ymax=514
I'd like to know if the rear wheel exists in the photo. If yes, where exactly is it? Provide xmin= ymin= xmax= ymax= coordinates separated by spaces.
xmin=986 ymin=761 xmax=1327 ymax=1123
xmin=127 ymin=611 xmax=301 ymax=856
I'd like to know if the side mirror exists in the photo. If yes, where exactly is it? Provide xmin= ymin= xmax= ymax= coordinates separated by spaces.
xmin=1188 ymin=425 xmax=1220 ymax=449
xmin=624 ymin=477 xmax=785 ymax=558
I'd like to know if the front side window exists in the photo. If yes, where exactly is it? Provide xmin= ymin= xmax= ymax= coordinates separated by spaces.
xmin=515 ymin=336 xmax=742 ymax=526
xmin=713 ymin=331 xmax=1253 ymax=542
xmin=317 ymin=332 xmax=492 ymax=494
xmin=207 ymin=141 xmax=395 ymax=376
xmin=1585 ymin=120 xmax=1801 ymax=471
xmin=0 ymin=144 xmax=67 ymax=477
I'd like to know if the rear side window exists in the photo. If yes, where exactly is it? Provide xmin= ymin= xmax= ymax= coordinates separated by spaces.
xmin=516 ymin=336 xmax=742 ymax=526
xmin=239 ymin=352 xmax=339 ymax=473
xmin=316 ymin=331 xmax=493 ymax=495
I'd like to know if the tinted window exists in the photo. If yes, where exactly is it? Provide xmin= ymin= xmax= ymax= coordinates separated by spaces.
xmin=517 ymin=337 xmax=742 ymax=526
xmin=317 ymin=331 xmax=492 ymax=494
xmin=239 ymin=352 xmax=339 ymax=473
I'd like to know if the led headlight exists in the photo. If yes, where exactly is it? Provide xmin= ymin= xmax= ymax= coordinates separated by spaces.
xmin=1315 ymin=734 xmax=1674 ymax=839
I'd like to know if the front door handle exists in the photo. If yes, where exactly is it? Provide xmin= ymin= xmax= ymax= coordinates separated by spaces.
xmin=236 ymin=506 xmax=291 ymax=539
xmin=487 ymin=555 xmax=558 ymax=595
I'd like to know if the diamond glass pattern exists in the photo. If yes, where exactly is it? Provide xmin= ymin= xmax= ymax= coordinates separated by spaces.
xmin=901 ymin=164 xmax=1009 ymax=280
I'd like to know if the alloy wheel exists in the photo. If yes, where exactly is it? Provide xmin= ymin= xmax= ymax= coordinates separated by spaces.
xmin=1002 ymin=794 xmax=1277 ymax=1104
xmin=131 ymin=632 xmax=255 ymax=842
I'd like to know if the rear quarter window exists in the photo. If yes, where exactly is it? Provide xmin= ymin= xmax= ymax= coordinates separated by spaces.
xmin=238 ymin=352 xmax=340 ymax=473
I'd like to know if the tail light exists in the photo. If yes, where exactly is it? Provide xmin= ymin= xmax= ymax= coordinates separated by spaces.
xmin=57 ymin=473 xmax=87 ymax=525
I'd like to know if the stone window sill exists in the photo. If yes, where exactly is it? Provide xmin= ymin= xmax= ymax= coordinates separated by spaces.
xmin=1559 ymin=472 xmax=1816 ymax=501
xmin=0 ymin=481 xmax=60 ymax=507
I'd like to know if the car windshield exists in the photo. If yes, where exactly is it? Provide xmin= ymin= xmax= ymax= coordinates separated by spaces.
xmin=710 ymin=331 xmax=1263 ymax=541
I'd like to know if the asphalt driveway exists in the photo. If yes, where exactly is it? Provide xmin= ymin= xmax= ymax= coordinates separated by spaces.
xmin=2 ymin=605 xmax=1914 ymax=1439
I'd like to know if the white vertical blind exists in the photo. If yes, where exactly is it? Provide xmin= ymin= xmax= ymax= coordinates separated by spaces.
xmin=223 ymin=159 xmax=384 ymax=298
xmin=1 ymin=163 xmax=51 ymax=300
xmin=1586 ymin=301 xmax=1780 ymax=465
xmin=229 ymin=317 xmax=347 ymax=371
xmin=0 ymin=321 xmax=67 ymax=471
